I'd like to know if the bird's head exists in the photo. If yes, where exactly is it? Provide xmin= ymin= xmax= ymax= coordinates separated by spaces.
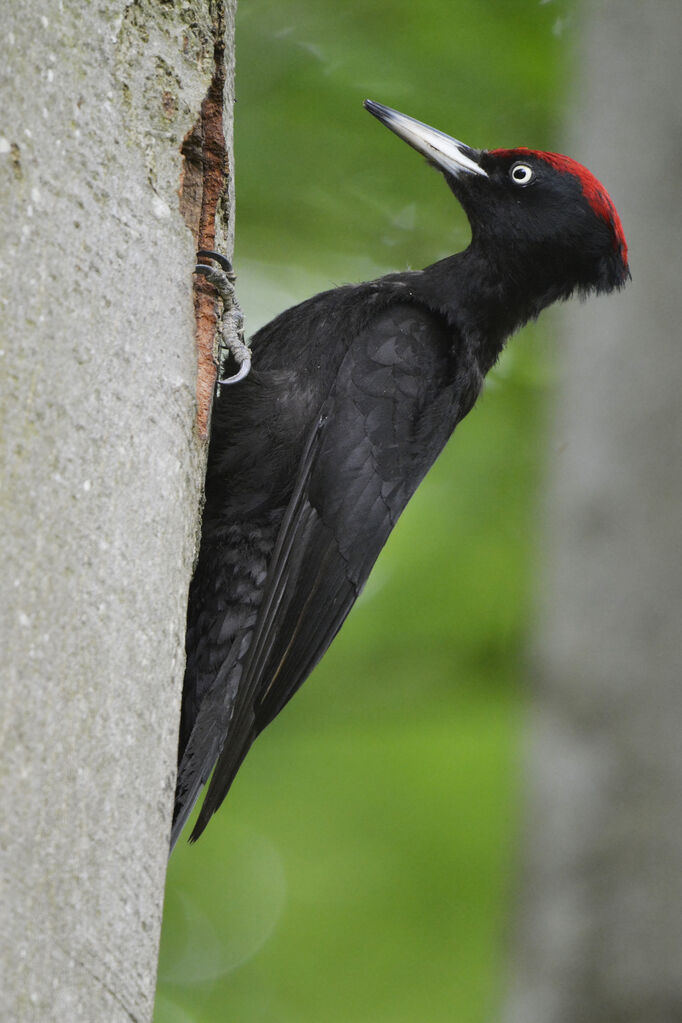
xmin=364 ymin=100 xmax=629 ymax=300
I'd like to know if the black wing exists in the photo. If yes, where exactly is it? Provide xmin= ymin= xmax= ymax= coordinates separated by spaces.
xmin=188 ymin=301 xmax=469 ymax=841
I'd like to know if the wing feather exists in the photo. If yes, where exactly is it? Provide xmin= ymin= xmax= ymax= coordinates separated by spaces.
xmin=189 ymin=303 xmax=468 ymax=840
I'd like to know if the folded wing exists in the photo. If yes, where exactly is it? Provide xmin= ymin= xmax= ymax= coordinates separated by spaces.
xmin=186 ymin=302 xmax=468 ymax=841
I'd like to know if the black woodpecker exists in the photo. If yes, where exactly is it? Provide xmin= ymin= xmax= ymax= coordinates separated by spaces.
xmin=172 ymin=100 xmax=629 ymax=848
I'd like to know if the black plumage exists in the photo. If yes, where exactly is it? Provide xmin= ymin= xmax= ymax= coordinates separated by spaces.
xmin=172 ymin=101 xmax=629 ymax=847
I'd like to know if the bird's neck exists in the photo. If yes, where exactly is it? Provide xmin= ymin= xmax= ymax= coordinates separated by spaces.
xmin=419 ymin=247 xmax=567 ymax=373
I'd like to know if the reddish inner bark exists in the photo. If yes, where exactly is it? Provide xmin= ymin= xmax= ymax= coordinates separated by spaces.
xmin=179 ymin=27 xmax=229 ymax=439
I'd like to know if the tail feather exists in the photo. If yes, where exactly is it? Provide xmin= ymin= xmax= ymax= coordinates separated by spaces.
xmin=189 ymin=720 xmax=255 ymax=843
xmin=171 ymin=630 xmax=247 ymax=850
xmin=171 ymin=513 xmax=282 ymax=850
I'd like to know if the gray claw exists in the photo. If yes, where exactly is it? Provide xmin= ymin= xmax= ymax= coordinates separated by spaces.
xmin=218 ymin=355 xmax=252 ymax=386
xmin=193 ymin=252 xmax=251 ymax=388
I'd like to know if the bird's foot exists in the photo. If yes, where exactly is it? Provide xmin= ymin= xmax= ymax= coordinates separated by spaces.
xmin=194 ymin=250 xmax=251 ymax=388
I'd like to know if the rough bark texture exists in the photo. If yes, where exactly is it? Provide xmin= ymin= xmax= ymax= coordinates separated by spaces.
xmin=503 ymin=5 xmax=682 ymax=1022
xmin=0 ymin=2 xmax=235 ymax=1020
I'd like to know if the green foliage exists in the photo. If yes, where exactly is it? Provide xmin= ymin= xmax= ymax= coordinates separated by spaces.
xmin=157 ymin=2 xmax=573 ymax=1019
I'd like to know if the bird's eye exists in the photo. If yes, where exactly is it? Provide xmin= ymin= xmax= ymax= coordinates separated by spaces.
xmin=510 ymin=163 xmax=534 ymax=186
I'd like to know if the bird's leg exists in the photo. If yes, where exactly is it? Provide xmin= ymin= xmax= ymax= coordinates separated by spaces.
xmin=194 ymin=250 xmax=251 ymax=391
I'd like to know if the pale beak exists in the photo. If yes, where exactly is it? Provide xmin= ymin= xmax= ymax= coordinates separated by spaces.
xmin=364 ymin=100 xmax=487 ymax=179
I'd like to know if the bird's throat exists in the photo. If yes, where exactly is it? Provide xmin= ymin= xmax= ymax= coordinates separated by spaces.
xmin=419 ymin=247 xmax=570 ymax=373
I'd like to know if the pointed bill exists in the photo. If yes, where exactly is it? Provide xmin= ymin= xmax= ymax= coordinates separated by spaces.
xmin=364 ymin=100 xmax=487 ymax=179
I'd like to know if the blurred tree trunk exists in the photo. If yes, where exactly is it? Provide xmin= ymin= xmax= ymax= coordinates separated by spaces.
xmin=0 ymin=2 xmax=235 ymax=1019
xmin=503 ymin=4 xmax=682 ymax=1021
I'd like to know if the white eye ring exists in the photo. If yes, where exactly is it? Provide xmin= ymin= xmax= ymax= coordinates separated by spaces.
xmin=510 ymin=162 xmax=534 ymax=185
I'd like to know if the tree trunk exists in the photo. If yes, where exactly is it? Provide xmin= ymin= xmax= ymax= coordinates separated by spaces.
xmin=503 ymin=4 xmax=682 ymax=1021
xmin=0 ymin=2 xmax=235 ymax=1019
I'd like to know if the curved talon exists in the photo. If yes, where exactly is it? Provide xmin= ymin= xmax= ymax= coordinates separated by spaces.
xmin=218 ymin=355 xmax=251 ymax=386
xmin=197 ymin=250 xmax=233 ymax=274
xmin=193 ymin=250 xmax=249 ymax=385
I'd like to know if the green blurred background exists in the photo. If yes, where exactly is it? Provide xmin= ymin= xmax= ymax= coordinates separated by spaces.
xmin=157 ymin=2 xmax=574 ymax=1019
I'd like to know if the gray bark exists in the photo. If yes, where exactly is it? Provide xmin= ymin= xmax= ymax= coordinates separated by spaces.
xmin=0 ymin=2 xmax=235 ymax=1020
xmin=504 ymin=4 xmax=682 ymax=1022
